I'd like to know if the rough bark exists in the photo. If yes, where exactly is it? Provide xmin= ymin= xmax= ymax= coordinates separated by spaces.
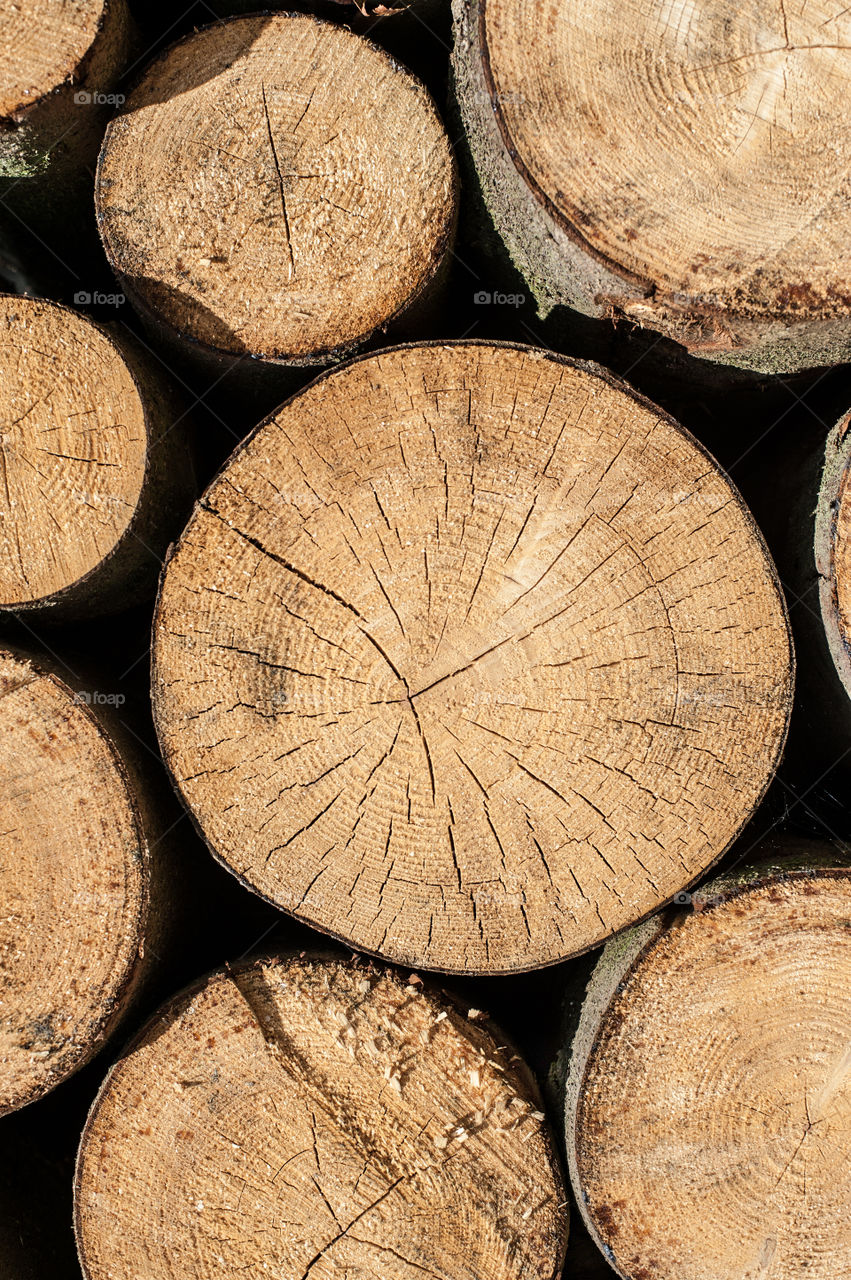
xmin=451 ymin=0 xmax=851 ymax=376
xmin=152 ymin=339 xmax=792 ymax=975
xmin=74 ymin=951 xmax=567 ymax=1280
xmin=0 ymin=294 xmax=195 ymax=619
xmin=94 ymin=13 xmax=457 ymax=380
xmin=0 ymin=643 xmax=180 ymax=1115
xmin=561 ymin=840 xmax=851 ymax=1280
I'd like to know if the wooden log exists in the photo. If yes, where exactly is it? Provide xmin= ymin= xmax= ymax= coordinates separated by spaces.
xmin=152 ymin=340 xmax=792 ymax=974
xmin=451 ymin=0 xmax=851 ymax=375
xmin=0 ymin=0 xmax=133 ymax=233
xmin=0 ymin=644 xmax=173 ymax=1115
xmin=0 ymin=294 xmax=195 ymax=619
xmin=561 ymin=843 xmax=851 ymax=1280
xmin=94 ymin=13 xmax=458 ymax=377
xmin=74 ymin=952 xmax=567 ymax=1280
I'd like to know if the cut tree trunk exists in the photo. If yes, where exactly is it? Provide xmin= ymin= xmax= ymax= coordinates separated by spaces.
xmin=94 ymin=13 xmax=457 ymax=378
xmin=0 ymin=293 xmax=195 ymax=619
xmin=74 ymin=952 xmax=567 ymax=1280
xmin=451 ymin=0 xmax=851 ymax=375
xmin=0 ymin=644 xmax=174 ymax=1115
xmin=561 ymin=841 xmax=851 ymax=1280
xmin=152 ymin=339 xmax=792 ymax=975
xmin=0 ymin=0 xmax=134 ymax=238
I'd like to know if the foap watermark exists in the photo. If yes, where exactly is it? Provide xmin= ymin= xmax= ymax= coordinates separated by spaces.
xmin=473 ymin=89 xmax=527 ymax=108
xmin=73 ymin=690 xmax=126 ymax=707
xmin=73 ymin=90 xmax=125 ymax=107
xmin=473 ymin=886 xmax=526 ymax=908
xmin=474 ymin=290 xmax=526 ymax=308
xmin=70 ymin=488 xmax=127 ymax=509
xmin=73 ymin=290 xmax=125 ymax=307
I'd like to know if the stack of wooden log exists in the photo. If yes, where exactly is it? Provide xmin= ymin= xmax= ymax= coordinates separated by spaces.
xmin=3 ymin=1 xmax=851 ymax=1278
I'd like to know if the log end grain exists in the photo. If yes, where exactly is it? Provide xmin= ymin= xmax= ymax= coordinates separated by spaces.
xmin=75 ymin=953 xmax=567 ymax=1280
xmin=0 ymin=294 xmax=194 ymax=616
xmin=0 ymin=647 xmax=150 ymax=1115
xmin=152 ymin=340 xmax=792 ymax=975
xmin=454 ymin=0 xmax=851 ymax=373
xmin=566 ymin=853 xmax=851 ymax=1280
xmin=95 ymin=13 xmax=457 ymax=368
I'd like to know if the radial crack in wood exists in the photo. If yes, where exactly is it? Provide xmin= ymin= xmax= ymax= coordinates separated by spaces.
xmin=152 ymin=341 xmax=792 ymax=974
xmin=0 ymin=294 xmax=195 ymax=616
xmin=564 ymin=849 xmax=851 ymax=1280
xmin=74 ymin=953 xmax=567 ymax=1280
xmin=0 ymin=647 xmax=154 ymax=1114
xmin=95 ymin=13 xmax=457 ymax=370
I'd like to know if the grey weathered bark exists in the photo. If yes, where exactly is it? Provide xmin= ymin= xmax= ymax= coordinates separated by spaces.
xmin=744 ymin=405 xmax=851 ymax=777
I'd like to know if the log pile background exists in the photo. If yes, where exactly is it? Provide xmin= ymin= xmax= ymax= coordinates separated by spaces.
xmin=3 ymin=1 xmax=851 ymax=1278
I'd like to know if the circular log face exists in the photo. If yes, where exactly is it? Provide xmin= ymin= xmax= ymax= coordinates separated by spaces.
xmin=153 ymin=342 xmax=792 ymax=974
xmin=483 ymin=0 xmax=851 ymax=323
xmin=95 ymin=14 xmax=456 ymax=364
xmin=0 ymin=649 xmax=147 ymax=1114
xmin=0 ymin=0 xmax=106 ymax=117
xmin=0 ymin=296 xmax=149 ymax=608
xmin=75 ymin=955 xmax=567 ymax=1280
xmin=573 ymin=866 xmax=851 ymax=1280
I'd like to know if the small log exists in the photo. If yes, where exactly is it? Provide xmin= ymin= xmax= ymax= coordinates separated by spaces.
xmin=451 ymin=0 xmax=851 ymax=375
xmin=0 ymin=645 xmax=171 ymax=1114
xmin=74 ymin=952 xmax=567 ymax=1280
xmin=152 ymin=340 xmax=792 ymax=974
xmin=562 ymin=844 xmax=851 ymax=1280
xmin=94 ymin=13 xmax=457 ymax=376
xmin=0 ymin=293 xmax=195 ymax=618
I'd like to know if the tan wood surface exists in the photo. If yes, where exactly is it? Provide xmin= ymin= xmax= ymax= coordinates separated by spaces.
xmin=0 ymin=647 xmax=151 ymax=1114
xmin=75 ymin=953 xmax=567 ymax=1280
xmin=96 ymin=13 xmax=457 ymax=366
xmin=566 ymin=855 xmax=851 ymax=1280
xmin=153 ymin=341 xmax=792 ymax=974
